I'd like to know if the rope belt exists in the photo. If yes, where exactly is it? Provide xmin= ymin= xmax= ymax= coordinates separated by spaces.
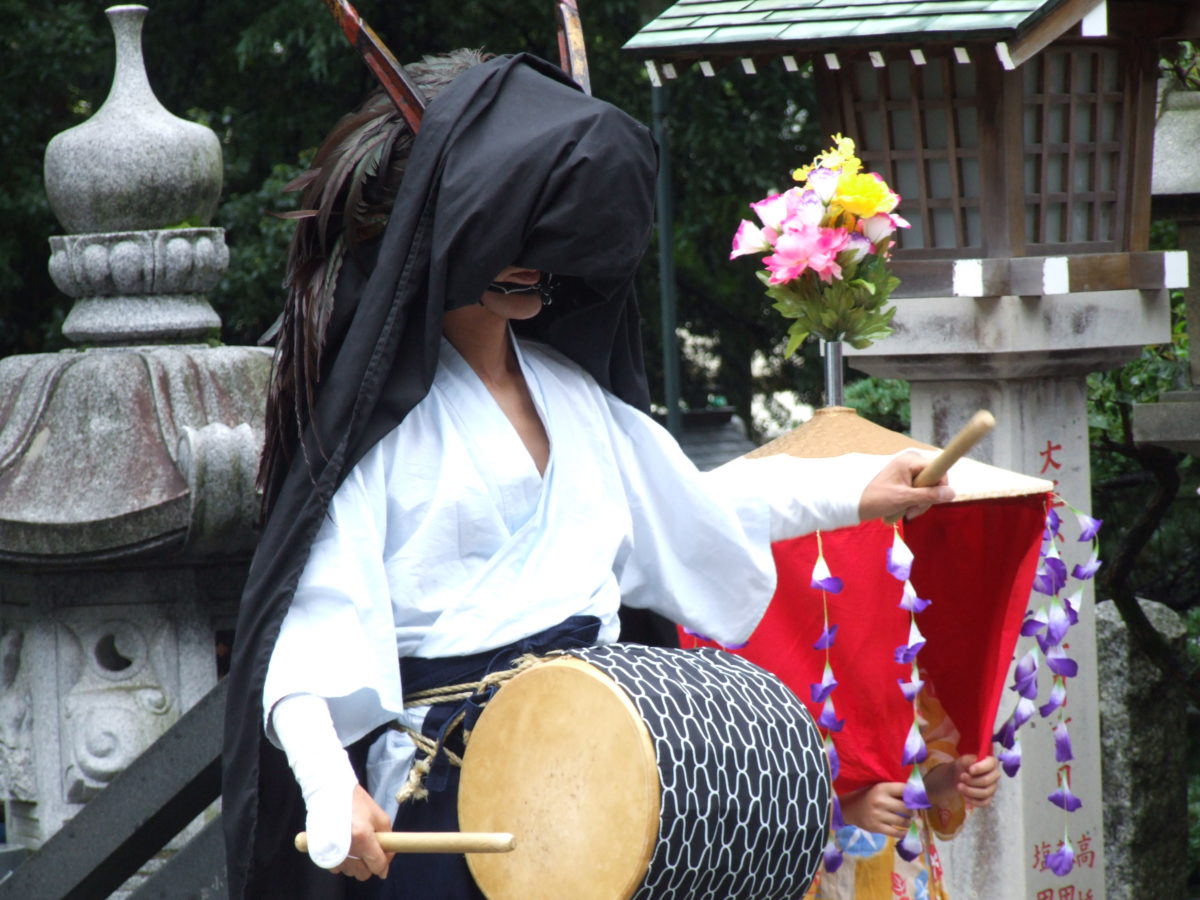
xmin=391 ymin=652 xmax=550 ymax=805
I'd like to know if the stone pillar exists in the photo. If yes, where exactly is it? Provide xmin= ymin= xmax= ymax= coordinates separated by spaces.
xmin=848 ymin=286 xmax=1172 ymax=899
xmin=1095 ymin=599 xmax=1188 ymax=900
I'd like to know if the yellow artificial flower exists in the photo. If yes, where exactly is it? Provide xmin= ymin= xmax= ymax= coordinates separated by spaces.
xmin=792 ymin=133 xmax=863 ymax=182
xmin=835 ymin=171 xmax=899 ymax=218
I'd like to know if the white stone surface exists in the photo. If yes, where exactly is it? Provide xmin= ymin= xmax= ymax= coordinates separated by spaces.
xmin=1152 ymin=82 xmax=1200 ymax=197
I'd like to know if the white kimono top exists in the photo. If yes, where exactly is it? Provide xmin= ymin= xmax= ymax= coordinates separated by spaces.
xmin=265 ymin=335 xmax=880 ymax=817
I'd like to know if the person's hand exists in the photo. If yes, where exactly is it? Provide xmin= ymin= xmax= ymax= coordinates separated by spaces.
xmin=330 ymin=785 xmax=394 ymax=881
xmin=839 ymin=782 xmax=910 ymax=838
xmin=925 ymin=754 xmax=1001 ymax=811
xmin=857 ymin=451 xmax=954 ymax=523
xmin=952 ymin=754 xmax=1000 ymax=808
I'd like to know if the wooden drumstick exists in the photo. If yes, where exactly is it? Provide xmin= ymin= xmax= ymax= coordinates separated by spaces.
xmin=294 ymin=831 xmax=515 ymax=855
xmin=884 ymin=410 xmax=996 ymax=523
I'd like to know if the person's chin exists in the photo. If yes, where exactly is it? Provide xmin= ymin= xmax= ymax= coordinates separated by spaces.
xmin=483 ymin=293 xmax=543 ymax=319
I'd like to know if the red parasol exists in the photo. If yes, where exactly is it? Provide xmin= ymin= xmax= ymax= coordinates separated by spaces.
xmin=682 ymin=406 xmax=1051 ymax=794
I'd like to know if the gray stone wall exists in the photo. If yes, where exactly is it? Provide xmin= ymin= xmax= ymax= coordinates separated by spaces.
xmin=1096 ymin=599 xmax=1189 ymax=900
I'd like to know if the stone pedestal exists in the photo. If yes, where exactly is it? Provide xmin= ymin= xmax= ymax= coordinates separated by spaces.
xmin=848 ymin=286 xmax=1172 ymax=899
xmin=1095 ymin=599 xmax=1188 ymax=900
xmin=0 ymin=345 xmax=270 ymax=845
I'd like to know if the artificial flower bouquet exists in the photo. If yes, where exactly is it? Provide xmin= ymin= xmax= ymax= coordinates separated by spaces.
xmin=730 ymin=135 xmax=909 ymax=355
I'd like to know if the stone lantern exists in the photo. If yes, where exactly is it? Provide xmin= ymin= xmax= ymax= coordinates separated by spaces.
xmin=626 ymin=2 xmax=1199 ymax=898
xmin=0 ymin=3 xmax=270 ymax=880
xmin=1132 ymin=75 xmax=1200 ymax=454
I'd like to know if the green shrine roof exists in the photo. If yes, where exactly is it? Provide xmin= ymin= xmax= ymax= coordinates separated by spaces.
xmin=624 ymin=0 xmax=1074 ymax=55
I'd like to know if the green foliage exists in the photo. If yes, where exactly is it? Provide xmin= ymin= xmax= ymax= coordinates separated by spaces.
xmin=759 ymin=249 xmax=898 ymax=354
xmin=844 ymin=376 xmax=910 ymax=433
xmin=0 ymin=0 xmax=108 ymax=355
xmin=1190 ymin=768 xmax=1200 ymax=890
xmin=212 ymin=159 xmax=309 ymax=346
xmin=1162 ymin=40 xmax=1200 ymax=90
xmin=662 ymin=64 xmax=829 ymax=431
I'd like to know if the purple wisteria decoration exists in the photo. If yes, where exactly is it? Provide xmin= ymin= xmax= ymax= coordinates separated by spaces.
xmin=895 ymin=820 xmax=924 ymax=863
xmin=818 ymin=696 xmax=846 ymax=732
xmin=886 ymin=535 xmax=914 ymax=581
xmin=824 ymin=734 xmax=841 ymax=780
xmin=902 ymin=720 xmax=929 ymax=765
xmin=1012 ymin=650 xmax=1039 ymax=698
xmin=991 ymin=500 xmax=1101 ymax=878
xmin=814 ymin=625 xmax=839 ymax=650
xmin=897 ymin=675 xmax=924 ymax=702
xmin=1053 ymin=721 xmax=1074 ymax=763
xmin=898 ymin=581 xmax=932 ymax=614
xmin=815 ymin=524 xmax=945 ymax=871
xmin=1046 ymin=834 xmax=1076 ymax=877
xmin=1038 ymin=676 xmax=1067 ymax=718
xmin=902 ymin=765 xmax=931 ymax=809
xmin=885 ymin=525 xmax=937 ymax=866
xmin=812 ymin=662 xmax=839 ymax=704
xmin=811 ymin=533 xmax=847 ymax=873
xmin=893 ymin=619 xmax=926 ymax=665
xmin=1048 ymin=769 xmax=1083 ymax=812
xmin=811 ymin=554 xmax=845 ymax=594
xmin=998 ymin=739 xmax=1022 ymax=777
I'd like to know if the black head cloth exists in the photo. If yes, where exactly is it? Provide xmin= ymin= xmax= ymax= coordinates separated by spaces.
xmin=222 ymin=53 xmax=657 ymax=898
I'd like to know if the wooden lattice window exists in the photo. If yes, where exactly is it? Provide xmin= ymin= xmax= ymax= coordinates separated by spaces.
xmin=823 ymin=49 xmax=983 ymax=258
xmin=1022 ymin=42 xmax=1127 ymax=252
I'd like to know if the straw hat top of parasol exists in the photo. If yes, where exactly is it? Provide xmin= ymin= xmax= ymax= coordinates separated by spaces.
xmin=746 ymin=406 xmax=1053 ymax=503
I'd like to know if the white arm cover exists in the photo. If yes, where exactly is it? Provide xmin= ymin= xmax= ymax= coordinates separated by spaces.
xmin=271 ymin=693 xmax=360 ymax=869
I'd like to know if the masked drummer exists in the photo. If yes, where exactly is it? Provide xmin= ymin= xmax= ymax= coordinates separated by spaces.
xmin=221 ymin=50 xmax=954 ymax=900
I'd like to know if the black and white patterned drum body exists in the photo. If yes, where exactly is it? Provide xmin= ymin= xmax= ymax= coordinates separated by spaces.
xmin=458 ymin=644 xmax=830 ymax=900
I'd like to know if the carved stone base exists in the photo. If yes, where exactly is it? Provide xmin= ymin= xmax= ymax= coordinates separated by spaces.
xmin=48 ymin=229 xmax=228 ymax=345
xmin=0 ymin=570 xmax=222 ymax=849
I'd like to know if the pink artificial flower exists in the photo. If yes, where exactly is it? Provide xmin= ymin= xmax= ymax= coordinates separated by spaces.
xmin=842 ymin=232 xmax=874 ymax=264
xmin=730 ymin=219 xmax=774 ymax=260
xmin=859 ymin=211 xmax=911 ymax=245
xmin=806 ymin=166 xmax=839 ymax=203
xmin=750 ymin=191 xmax=793 ymax=232
xmin=782 ymin=189 xmax=826 ymax=229
xmin=763 ymin=224 xmax=850 ymax=284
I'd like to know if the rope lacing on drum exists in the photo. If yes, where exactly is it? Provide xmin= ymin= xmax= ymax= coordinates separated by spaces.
xmin=392 ymin=651 xmax=552 ymax=805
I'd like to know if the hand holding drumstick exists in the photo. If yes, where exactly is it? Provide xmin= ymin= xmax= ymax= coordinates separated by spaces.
xmin=857 ymin=411 xmax=996 ymax=524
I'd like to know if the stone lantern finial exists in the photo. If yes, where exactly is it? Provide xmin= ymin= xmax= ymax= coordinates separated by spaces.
xmin=43 ymin=4 xmax=227 ymax=346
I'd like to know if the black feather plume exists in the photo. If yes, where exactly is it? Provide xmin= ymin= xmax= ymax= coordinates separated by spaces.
xmin=259 ymin=49 xmax=491 ymax=510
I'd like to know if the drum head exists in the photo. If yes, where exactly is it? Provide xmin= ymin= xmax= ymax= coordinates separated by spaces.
xmin=459 ymin=657 xmax=659 ymax=900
